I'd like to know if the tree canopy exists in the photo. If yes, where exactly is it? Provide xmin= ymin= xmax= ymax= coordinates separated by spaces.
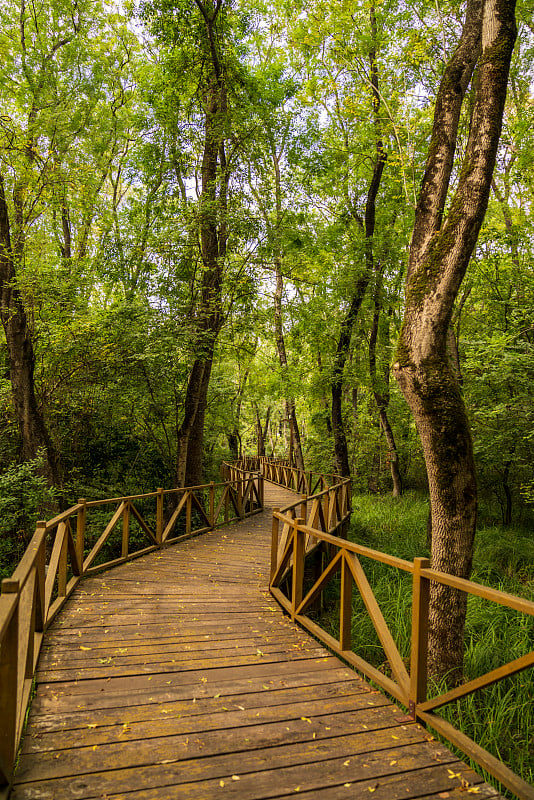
xmin=0 ymin=0 xmax=532 ymax=546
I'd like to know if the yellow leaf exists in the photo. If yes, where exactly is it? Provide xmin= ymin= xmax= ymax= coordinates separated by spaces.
xmin=87 ymin=724 xmax=97 ymax=729
xmin=390 ymin=760 xmax=397 ymax=766
xmin=231 ymin=775 xmax=240 ymax=781
xmin=301 ymin=717 xmax=312 ymax=723
xmin=219 ymin=780 xmax=225 ymax=787
xmin=79 ymin=646 xmax=92 ymax=651
xmin=344 ymin=784 xmax=351 ymax=788
xmin=447 ymin=770 xmax=461 ymax=779
xmin=343 ymin=760 xmax=350 ymax=766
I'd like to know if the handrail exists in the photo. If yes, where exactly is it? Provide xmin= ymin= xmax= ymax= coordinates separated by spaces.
xmin=269 ymin=511 xmax=534 ymax=800
xmin=0 ymin=467 xmax=263 ymax=795
xmin=226 ymin=455 xmax=347 ymax=496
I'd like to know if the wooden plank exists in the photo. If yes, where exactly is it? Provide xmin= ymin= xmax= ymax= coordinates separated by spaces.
xmin=11 ymin=480 xmax=506 ymax=800
xmin=11 ymin=729 xmax=454 ymax=799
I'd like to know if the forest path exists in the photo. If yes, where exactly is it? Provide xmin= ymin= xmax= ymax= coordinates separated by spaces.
xmin=11 ymin=482 xmax=501 ymax=799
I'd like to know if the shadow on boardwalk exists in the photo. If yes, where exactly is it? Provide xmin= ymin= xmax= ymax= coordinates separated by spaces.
xmin=12 ymin=483 xmax=502 ymax=799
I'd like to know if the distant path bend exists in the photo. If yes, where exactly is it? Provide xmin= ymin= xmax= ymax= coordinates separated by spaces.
xmin=12 ymin=482 xmax=502 ymax=799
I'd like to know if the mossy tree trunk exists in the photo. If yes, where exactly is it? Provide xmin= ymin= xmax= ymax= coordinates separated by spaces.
xmin=393 ymin=0 xmax=517 ymax=682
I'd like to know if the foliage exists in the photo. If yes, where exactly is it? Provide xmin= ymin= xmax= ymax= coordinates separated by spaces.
xmin=0 ymin=455 xmax=58 ymax=579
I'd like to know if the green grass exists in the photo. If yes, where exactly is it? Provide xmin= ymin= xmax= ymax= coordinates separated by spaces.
xmin=317 ymin=490 xmax=534 ymax=797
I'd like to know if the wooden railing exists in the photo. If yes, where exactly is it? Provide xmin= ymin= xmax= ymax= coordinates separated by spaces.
xmin=0 ymin=469 xmax=263 ymax=794
xmin=269 ymin=513 xmax=534 ymax=800
xmin=230 ymin=455 xmax=346 ymax=497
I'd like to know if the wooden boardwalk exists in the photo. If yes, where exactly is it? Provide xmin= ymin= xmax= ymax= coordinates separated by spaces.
xmin=12 ymin=483 xmax=502 ymax=800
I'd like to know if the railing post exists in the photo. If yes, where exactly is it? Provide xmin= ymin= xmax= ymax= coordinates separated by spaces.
xmin=0 ymin=578 xmax=20 ymax=785
xmin=410 ymin=556 xmax=431 ymax=719
xmin=58 ymin=524 xmax=68 ymax=597
xmin=237 ymin=480 xmax=244 ymax=519
xmin=270 ymin=509 xmax=280 ymax=582
xmin=339 ymin=552 xmax=352 ymax=651
xmin=291 ymin=518 xmax=305 ymax=619
xmin=35 ymin=534 xmax=46 ymax=632
xmin=76 ymin=499 xmax=86 ymax=575
xmin=209 ymin=482 xmax=215 ymax=526
xmin=156 ymin=489 xmax=164 ymax=545
xmin=322 ymin=489 xmax=330 ymax=533
xmin=300 ymin=494 xmax=307 ymax=524
xmin=258 ymin=472 xmax=264 ymax=509
xmin=121 ymin=501 xmax=130 ymax=558
xmin=186 ymin=491 xmax=192 ymax=536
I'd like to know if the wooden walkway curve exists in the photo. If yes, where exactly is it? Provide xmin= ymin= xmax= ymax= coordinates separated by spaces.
xmin=11 ymin=483 xmax=502 ymax=800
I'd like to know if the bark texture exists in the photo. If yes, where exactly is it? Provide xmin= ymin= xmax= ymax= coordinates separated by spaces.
xmin=393 ymin=0 xmax=517 ymax=681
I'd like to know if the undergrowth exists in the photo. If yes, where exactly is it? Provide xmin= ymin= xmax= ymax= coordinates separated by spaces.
xmin=319 ymin=491 xmax=534 ymax=797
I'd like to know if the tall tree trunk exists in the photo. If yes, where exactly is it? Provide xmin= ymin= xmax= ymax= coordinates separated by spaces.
xmin=254 ymin=404 xmax=271 ymax=458
xmin=369 ymin=281 xmax=402 ymax=496
xmin=331 ymin=278 xmax=368 ymax=476
xmin=331 ymin=5 xmax=386 ymax=477
xmin=393 ymin=0 xmax=516 ymax=682
xmin=273 ymin=264 xmax=305 ymax=471
xmin=175 ymin=1 xmax=228 ymax=487
xmin=0 ymin=173 xmax=59 ymax=483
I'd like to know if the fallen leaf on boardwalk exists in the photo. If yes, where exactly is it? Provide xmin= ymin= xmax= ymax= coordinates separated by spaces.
xmin=219 ymin=780 xmax=225 ymax=787
xmin=214 ymin=693 xmax=221 ymax=698
xmin=343 ymin=760 xmax=350 ymax=766
xmin=301 ymin=717 xmax=312 ymax=723
xmin=262 ymin=685 xmax=270 ymax=689
xmin=237 ymin=705 xmax=245 ymax=711
xmin=447 ymin=770 xmax=461 ymax=780
xmin=87 ymin=724 xmax=97 ymax=729
xmin=460 ymin=779 xmax=480 ymax=793
xmin=344 ymin=784 xmax=351 ymax=788
xmin=391 ymin=735 xmax=399 ymax=740
xmin=79 ymin=646 xmax=92 ymax=651
xmin=438 ymin=794 xmax=450 ymax=798
xmin=231 ymin=775 xmax=240 ymax=781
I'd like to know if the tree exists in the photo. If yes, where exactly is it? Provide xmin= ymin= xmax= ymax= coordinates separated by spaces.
xmin=393 ymin=0 xmax=517 ymax=680
xmin=0 ymin=0 xmax=138 ymax=483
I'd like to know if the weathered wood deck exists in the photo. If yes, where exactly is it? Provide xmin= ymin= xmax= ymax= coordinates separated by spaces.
xmin=12 ymin=483 xmax=502 ymax=799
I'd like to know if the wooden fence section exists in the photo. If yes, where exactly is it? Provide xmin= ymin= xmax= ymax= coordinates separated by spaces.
xmin=0 ymin=469 xmax=263 ymax=795
xmin=235 ymin=455 xmax=346 ymax=497
xmin=269 ymin=512 xmax=534 ymax=800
